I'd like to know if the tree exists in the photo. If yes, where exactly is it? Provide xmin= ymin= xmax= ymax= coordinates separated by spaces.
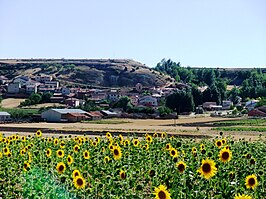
xmin=112 ymin=96 xmax=132 ymax=112
xmin=191 ymin=86 xmax=203 ymax=106
xmin=29 ymin=93 xmax=42 ymax=105
xmin=166 ymin=90 xmax=194 ymax=114
xmin=41 ymin=92 xmax=52 ymax=103
xmin=228 ymin=86 xmax=241 ymax=104
xmin=158 ymin=106 xmax=172 ymax=116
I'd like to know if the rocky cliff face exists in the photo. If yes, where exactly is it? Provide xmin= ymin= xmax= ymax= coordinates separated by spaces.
xmin=0 ymin=59 xmax=173 ymax=87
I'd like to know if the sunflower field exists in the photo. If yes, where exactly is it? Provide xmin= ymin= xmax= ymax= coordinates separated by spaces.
xmin=0 ymin=131 xmax=265 ymax=199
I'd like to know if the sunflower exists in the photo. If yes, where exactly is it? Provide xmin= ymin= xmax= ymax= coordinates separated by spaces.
xmin=73 ymin=145 xmax=80 ymax=153
xmin=21 ymin=136 xmax=26 ymax=142
xmin=106 ymin=132 xmax=112 ymax=139
xmin=124 ymin=139 xmax=130 ymax=146
xmin=118 ymin=170 xmax=126 ymax=179
xmin=176 ymin=161 xmax=186 ymax=173
xmin=54 ymin=138 xmax=59 ymax=145
xmin=200 ymin=144 xmax=205 ymax=150
xmin=20 ymin=149 xmax=26 ymax=156
xmin=91 ymin=141 xmax=97 ymax=147
xmin=72 ymin=169 xmax=81 ymax=179
xmin=67 ymin=155 xmax=74 ymax=165
xmin=234 ymin=194 xmax=252 ymax=199
xmin=3 ymin=147 xmax=9 ymax=155
xmin=113 ymin=146 xmax=122 ymax=160
xmin=161 ymin=132 xmax=167 ymax=138
xmin=250 ymin=158 xmax=256 ymax=165
xmin=36 ymin=130 xmax=42 ymax=137
xmin=219 ymin=148 xmax=232 ymax=163
xmin=47 ymin=137 xmax=52 ymax=142
xmin=245 ymin=174 xmax=258 ymax=190
xmin=60 ymin=141 xmax=65 ymax=149
xmin=133 ymin=139 xmax=140 ymax=147
xmin=118 ymin=134 xmax=123 ymax=141
xmin=0 ymin=152 xmax=2 ymax=158
xmin=146 ymin=135 xmax=153 ymax=143
xmin=153 ymin=133 xmax=158 ymax=138
xmin=109 ymin=144 xmax=114 ymax=151
xmin=144 ymin=143 xmax=149 ymax=150
xmin=46 ymin=148 xmax=52 ymax=157
xmin=221 ymin=138 xmax=226 ymax=145
xmin=245 ymin=153 xmax=251 ymax=159
xmin=56 ymin=162 xmax=66 ymax=174
xmin=56 ymin=150 xmax=64 ymax=158
xmin=154 ymin=184 xmax=171 ymax=199
xmin=198 ymin=159 xmax=217 ymax=179
xmin=23 ymin=161 xmax=30 ymax=172
xmin=215 ymin=140 xmax=222 ymax=148
xmin=73 ymin=176 xmax=86 ymax=189
xmin=83 ymin=150 xmax=90 ymax=160
xmin=28 ymin=152 xmax=32 ymax=163
xmin=7 ymin=152 xmax=12 ymax=158
xmin=165 ymin=143 xmax=171 ymax=151
xmin=192 ymin=147 xmax=197 ymax=152
xmin=104 ymin=156 xmax=110 ymax=163
xmin=169 ymin=148 xmax=178 ymax=158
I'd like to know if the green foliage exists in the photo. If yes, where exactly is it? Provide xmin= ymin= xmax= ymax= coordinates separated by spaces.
xmin=166 ymin=90 xmax=194 ymax=114
xmin=0 ymin=108 xmax=39 ymax=119
xmin=112 ymin=96 xmax=132 ymax=112
xmin=20 ymin=93 xmax=52 ymax=107
xmin=158 ymin=106 xmax=172 ymax=116
xmin=255 ymin=97 xmax=266 ymax=107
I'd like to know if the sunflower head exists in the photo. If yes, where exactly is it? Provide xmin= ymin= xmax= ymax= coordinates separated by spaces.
xmin=245 ymin=174 xmax=258 ymax=190
xmin=56 ymin=162 xmax=66 ymax=174
xmin=146 ymin=135 xmax=153 ymax=143
xmin=72 ymin=169 xmax=81 ymax=179
xmin=119 ymin=170 xmax=126 ymax=179
xmin=73 ymin=176 xmax=86 ymax=189
xmin=153 ymin=184 xmax=171 ymax=199
xmin=83 ymin=150 xmax=90 ymax=160
xmin=54 ymin=138 xmax=59 ymax=145
xmin=198 ymin=159 xmax=217 ymax=179
xmin=153 ymin=133 xmax=158 ymax=138
xmin=60 ymin=141 xmax=65 ymax=148
xmin=250 ymin=158 xmax=256 ymax=165
xmin=46 ymin=148 xmax=52 ymax=157
xmin=170 ymin=148 xmax=178 ymax=158
xmin=165 ymin=143 xmax=171 ymax=151
xmin=73 ymin=145 xmax=80 ymax=153
xmin=104 ymin=156 xmax=110 ymax=163
xmin=215 ymin=140 xmax=222 ymax=148
xmin=67 ymin=155 xmax=74 ymax=165
xmin=56 ymin=150 xmax=64 ymax=158
xmin=219 ymin=147 xmax=232 ymax=163
xmin=234 ymin=194 xmax=252 ymax=199
xmin=113 ymin=146 xmax=122 ymax=160
xmin=133 ymin=139 xmax=140 ymax=147
xmin=36 ymin=130 xmax=42 ymax=137
xmin=106 ymin=132 xmax=112 ymax=139
xmin=176 ymin=161 xmax=186 ymax=173
xmin=23 ymin=161 xmax=30 ymax=172
xmin=161 ymin=132 xmax=167 ymax=138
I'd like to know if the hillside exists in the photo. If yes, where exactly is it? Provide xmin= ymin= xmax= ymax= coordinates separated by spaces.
xmin=0 ymin=59 xmax=173 ymax=87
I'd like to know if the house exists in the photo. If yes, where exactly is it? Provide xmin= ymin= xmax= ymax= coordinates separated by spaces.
xmin=248 ymin=106 xmax=266 ymax=117
xmin=101 ymin=110 xmax=120 ymax=118
xmin=35 ymin=75 xmax=53 ymax=82
xmin=0 ymin=76 xmax=9 ymax=85
xmin=129 ymin=95 xmax=139 ymax=106
xmin=50 ymin=93 xmax=64 ymax=103
xmin=202 ymin=102 xmax=221 ymax=111
xmin=65 ymin=98 xmax=84 ymax=107
xmin=0 ymin=112 xmax=11 ymax=121
xmin=86 ymin=111 xmax=103 ymax=120
xmin=44 ymin=81 xmax=59 ymax=89
xmin=41 ymin=109 xmax=88 ymax=122
xmin=7 ymin=83 xmax=21 ymax=94
xmin=13 ymin=76 xmax=31 ymax=86
xmin=245 ymin=100 xmax=259 ymax=111
xmin=138 ymin=96 xmax=158 ymax=107
xmin=26 ymin=85 xmax=38 ymax=94
xmin=107 ymin=89 xmax=122 ymax=101
xmin=222 ymin=100 xmax=233 ymax=110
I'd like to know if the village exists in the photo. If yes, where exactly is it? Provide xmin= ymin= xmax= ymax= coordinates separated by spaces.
xmin=0 ymin=74 xmax=265 ymax=123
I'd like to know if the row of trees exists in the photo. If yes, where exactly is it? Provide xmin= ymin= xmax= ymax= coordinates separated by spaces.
xmin=20 ymin=93 xmax=52 ymax=107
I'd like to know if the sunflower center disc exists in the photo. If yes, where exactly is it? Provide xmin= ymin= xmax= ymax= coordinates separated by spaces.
xmin=158 ymin=190 xmax=166 ymax=199
xmin=178 ymin=164 xmax=185 ymax=172
xmin=77 ymin=178 xmax=83 ymax=186
xmin=114 ymin=149 xmax=119 ymax=155
xmin=59 ymin=165 xmax=64 ymax=171
xmin=202 ymin=163 xmax=211 ymax=173
xmin=249 ymin=178 xmax=255 ymax=185
xmin=222 ymin=152 xmax=229 ymax=160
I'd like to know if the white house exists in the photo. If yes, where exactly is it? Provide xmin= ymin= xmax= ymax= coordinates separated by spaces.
xmin=44 ymin=81 xmax=59 ymax=89
xmin=138 ymin=96 xmax=158 ymax=107
xmin=35 ymin=75 xmax=53 ymax=82
xmin=7 ymin=83 xmax=21 ymax=94
xmin=41 ymin=109 xmax=88 ymax=122
xmin=245 ymin=100 xmax=259 ymax=111
xmin=26 ymin=85 xmax=38 ymax=94
xmin=108 ymin=89 xmax=122 ymax=101
xmin=222 ymin=100 xmax=233 ymax=110
xmin=0 ymin=112 xmax=11 ymax=121
xmin=13 ymin=76 xmax=31 ymax=86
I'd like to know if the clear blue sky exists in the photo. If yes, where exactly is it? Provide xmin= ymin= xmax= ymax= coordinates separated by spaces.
xmin=0 ymin=0 xmax=265 ymax=67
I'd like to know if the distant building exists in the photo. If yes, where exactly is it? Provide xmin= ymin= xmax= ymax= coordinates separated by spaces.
xmin=87 ymin=111 xmax=103 ymax=120
xmin=7 ymin=83 xmax=21 ymax=94
xmin=138 ymin=96 xmax=158 ymax=107
xmin=222 ymin=100 xmax=233 ymax=110
xmin=35 ymin=75 xmax=53 ymax=82
xmin=0 ymin=112 xmax=11 ymax=121
xmin=41 ymin=109 xmax=88 ymax=122
xmin=0 ymin=76 xmax=9 ymax=85
xmin=26 ymin=85 xmax=38 ymax=94
xmin=65 ymin=98 xmax=84 ymax=107
xmin=248 ymin=106 xmax=266 ymax=117
xmin=202 ymin=102 xmax=219 ymax=110
xmin=13 ymin=76 xmax=31 ymax=86
xmin=245 ymin=100 xmax=259 ymax=111
xmin=107 ymin=89 xmax=122 ymax=101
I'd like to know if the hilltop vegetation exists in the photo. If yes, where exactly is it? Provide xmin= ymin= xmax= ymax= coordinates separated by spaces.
xmin=0 ymin=59 xmax=173 ymax=88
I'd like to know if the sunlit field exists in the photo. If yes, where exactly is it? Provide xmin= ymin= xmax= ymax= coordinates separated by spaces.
xmin=0 ymin=131 xmax=265 ymax=198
